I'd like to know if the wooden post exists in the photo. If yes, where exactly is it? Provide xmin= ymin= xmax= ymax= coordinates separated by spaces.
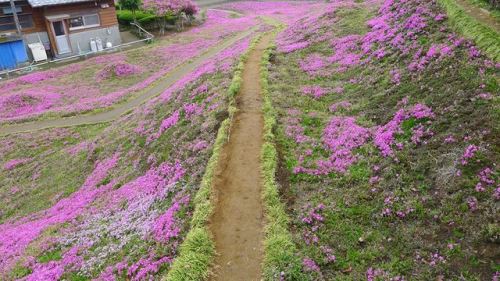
xmin=9 ymin=0 xmax=22 ymax=36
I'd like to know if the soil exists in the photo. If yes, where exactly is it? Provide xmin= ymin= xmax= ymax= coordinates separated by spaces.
xmin=0 ymin=28 xmax=256 ymax=136
xmin=209 ymin=34 xmax=273 ymax=281
xmin=455 ymin=0 xmax=500 ymax=33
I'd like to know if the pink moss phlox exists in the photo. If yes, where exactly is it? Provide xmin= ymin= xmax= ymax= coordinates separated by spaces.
xmin=3 ymin=158 xmax=32 ymax=171
xmin=301 ymin=85 xmax=328 ymax=99
xmin=322 ymin=117 xmax=370 ymax=153
xmin=0 ymin=154 xmax=119 ymax=273
xmin=96 ymin=62 xmax=143 ymax=81
xmin=374 ymin=104 xmax=434 ymax=157
xmin=299 ymin=53 xmax=326 ymax=74
xmin=151 ymin=195 xmax=190 ymax=242
xmin=183 ymin=103 xmax=203 ymax=119
xmin=301 ymin=204 xmax=326 ymax=245
xmin=467 ymin=196 xmax=478 ymax=211
xmin=0 ymin=90 xmax=61 ymax=119
xmin=329 ymin=101 xmax=351 ymax=112
xmin=25 ymin=246 xmax=83 ymax=281
xmin=320 ymin=116 xmax=370 ymax=173
xmin=284 ymin=109 xmax=313 ymax=144
xmin=126 ymin=255 xmax=172 ymax=281
xmin=461 ymin=144 xmax=479 ymax=165
xmin=147 ymin=110 xmax=181 ymax=143
xmin=107 ymin=160 xmax=185 ymax=204
xmin=478 ymin=167 xmax=495 ymax=185
xmin=302 ymin=257 xmax=320 ymax=272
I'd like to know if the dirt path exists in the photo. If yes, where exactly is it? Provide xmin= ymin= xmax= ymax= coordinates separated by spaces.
xmin=0 ymin=27 xmax=256 ymax=136
xmin=209 ymin=34 xmax=273 ymax=281
xmin=456 ymin=0 xmax=500 ymax=33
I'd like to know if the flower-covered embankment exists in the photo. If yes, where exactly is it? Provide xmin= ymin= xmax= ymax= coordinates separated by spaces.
xmin=268 ymin=0 xmax=499 ymax=279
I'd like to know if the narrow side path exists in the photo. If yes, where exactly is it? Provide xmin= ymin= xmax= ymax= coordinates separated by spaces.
xmin=0 ymin=27 xmax=256 ymax=136
xmin=456 ymin=0 xmax=500 ymax=32
xmin=209 ymin=34 xmax=273 ymax=281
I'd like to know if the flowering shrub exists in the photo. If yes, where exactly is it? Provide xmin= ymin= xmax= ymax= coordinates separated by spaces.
xmin=142 ymin=0 xmax=198 ymax=16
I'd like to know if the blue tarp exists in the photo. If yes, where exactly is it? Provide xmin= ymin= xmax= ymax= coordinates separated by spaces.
xmin=0 ymin=40 xmax=28 ymax=70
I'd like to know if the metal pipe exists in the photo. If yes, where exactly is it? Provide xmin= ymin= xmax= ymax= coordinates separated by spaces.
xmin=9 ymin=0 xmax=22 ymax=36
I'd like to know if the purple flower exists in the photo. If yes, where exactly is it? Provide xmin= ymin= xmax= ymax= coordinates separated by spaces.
xmin=302 ymin=258 xmax=320 ymax=272
xmin=3 ymin=158 xmax=32 ymax=171
xmin=461 ymin=145 xmax=479 ymax=165
xmin=467 ymin=196 xmax=478 ymax=211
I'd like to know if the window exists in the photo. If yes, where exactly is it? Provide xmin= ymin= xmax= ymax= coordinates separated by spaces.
xmin=69 ymin=14 xmax=100 ymax=30
xmin=53 ymin=20 xmax=65 ymax=36
xmin=2 ymin=6 xmax=22 ymax=15
xmin=0 ymin=3 xmax=33 ymax=32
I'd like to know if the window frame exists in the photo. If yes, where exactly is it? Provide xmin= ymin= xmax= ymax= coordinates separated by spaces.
xmin=68 ymin=13 xmax=100 ymax=31
xmin=0 ymin=3 xmax=33 ymax=32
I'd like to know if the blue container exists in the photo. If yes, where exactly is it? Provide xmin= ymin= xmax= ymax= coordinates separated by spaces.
xmin=0 ymin=39 xmax=28 ymax=70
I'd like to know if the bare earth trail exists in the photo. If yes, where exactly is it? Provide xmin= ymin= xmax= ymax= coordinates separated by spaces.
xmin=209 ymin=34 xmax=273 ymax=281
xmin=455 ymin=0 xmax=500 ymax=32
xmin=0 ymin=26 xmax=256 ymax=136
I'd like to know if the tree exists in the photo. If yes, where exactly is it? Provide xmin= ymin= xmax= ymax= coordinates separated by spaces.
xmin=142 ymin=0 xmax=199 ymax=34
xmin=119 ymin=0 xmax=142 ymax=23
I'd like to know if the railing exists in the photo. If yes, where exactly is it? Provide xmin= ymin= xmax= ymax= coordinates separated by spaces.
xmin=0 ymin=23 xmax=154 ymax=79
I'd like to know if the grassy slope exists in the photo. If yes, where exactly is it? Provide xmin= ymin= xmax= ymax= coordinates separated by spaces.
xmin=437 ymin=0 xmax=500 ymax=61
xmin=260 ymin=32 xmax=308 ymax=281
xmin=0 ymin=39 xmax=248 ymax=279
xmin=268 ymin=2 xmax=499 ymax=280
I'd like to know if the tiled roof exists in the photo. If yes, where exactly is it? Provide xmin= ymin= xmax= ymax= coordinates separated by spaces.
xmin=0 ymin=0 xmax=94 ymax=8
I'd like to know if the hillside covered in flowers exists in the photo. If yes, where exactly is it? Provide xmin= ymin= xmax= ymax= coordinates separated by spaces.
xmin=0 ymin=0 xmax=498 ymax=280
xmin=266 ymin=0 xmax=499 ymax=279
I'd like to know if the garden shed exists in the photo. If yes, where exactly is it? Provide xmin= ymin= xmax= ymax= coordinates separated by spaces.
xmin=0 ymin=35 xmax=28 ymax=70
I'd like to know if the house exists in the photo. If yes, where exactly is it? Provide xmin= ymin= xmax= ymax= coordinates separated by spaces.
xmin=0 ymin=0 xmax=122 ymax=65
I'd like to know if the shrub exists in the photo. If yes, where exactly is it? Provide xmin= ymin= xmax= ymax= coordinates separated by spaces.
xmin=116 ymin=9 xmax=157 ymax=26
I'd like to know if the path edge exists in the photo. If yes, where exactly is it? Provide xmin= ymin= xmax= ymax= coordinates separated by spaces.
xmin=259 ymin=29 xmax=307 ymax=281
xmin=437 ymin=0 xmax=500 ymax=61
xmin=0 ymin=28 xmax=256 ymax=136
xmin=163 ymin=33 xmax=263 ymax=281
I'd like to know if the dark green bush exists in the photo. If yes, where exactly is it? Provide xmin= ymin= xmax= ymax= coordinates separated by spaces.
xmin=137 ymin=14 xmax=156 ymax=26
xmin=116 ymin=9 xmax=156 ymax=26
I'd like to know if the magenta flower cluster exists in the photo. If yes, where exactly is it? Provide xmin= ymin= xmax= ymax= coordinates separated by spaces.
xmin=291 ymin=102 xmax=434 ymax=176
xmin=3 ymin=157 xmax=32 ymax=171
xmin=96 ymin=62 xmax=143 ymax=81
xmin=374 ymin=104 xmax=434 ymax=157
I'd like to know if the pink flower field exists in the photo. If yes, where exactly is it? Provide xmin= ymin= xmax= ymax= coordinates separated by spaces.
xmin=0 ymin=9 xmax=260 ymax=123
xmin=267 ymin=0 xmax=499 ymax=279
xmin=0 ymin=30 xmax=257 ymax=279
xmin=0 ymin=0 xmax=498 ymax=280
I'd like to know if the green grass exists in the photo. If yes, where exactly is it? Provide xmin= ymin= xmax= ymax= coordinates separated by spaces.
xmin=266 ymin=1 xmax=499 ymax=279
xmin=438 ymin=0 xmax=500 ymax=61
xmin=466 ymin=0 xmax=500 ymax=19
xmin=37 ymin=249 xmax=63 ymax=263
xmin=260 ymin=31 xmax=308 ymax=280
xmin=0 ymin=124 xmax=107 ymax=224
